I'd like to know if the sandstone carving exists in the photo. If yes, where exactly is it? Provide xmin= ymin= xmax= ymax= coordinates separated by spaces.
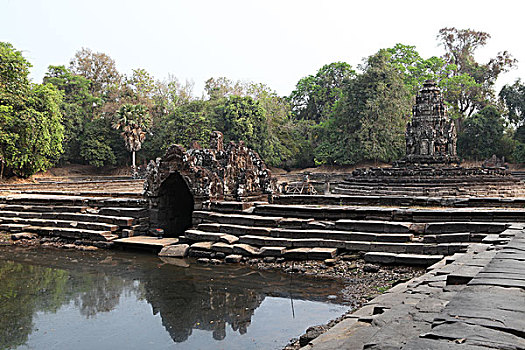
xmin=402 ymin=80 xmax=459 ymax=165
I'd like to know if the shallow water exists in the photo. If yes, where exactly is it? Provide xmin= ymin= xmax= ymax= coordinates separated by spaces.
xmin=0 ymin=247 xmax=349 ymax=350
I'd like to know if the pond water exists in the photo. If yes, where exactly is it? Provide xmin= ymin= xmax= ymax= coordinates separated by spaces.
xmin=0 ymin=247 xmax=349 ymax=350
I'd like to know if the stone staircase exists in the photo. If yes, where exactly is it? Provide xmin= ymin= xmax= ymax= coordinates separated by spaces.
xmin=0 ymin=178 xmax=149 ymax=246
xmin=0 ymin=178 xmax=144 ymax=198
xmin=179 ymin=202 xmax=518 ymax=265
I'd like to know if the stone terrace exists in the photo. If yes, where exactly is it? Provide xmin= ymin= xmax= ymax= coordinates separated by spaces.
xmin=0 ymin=176 xmax=149 ymax=246
xmin=302 ymin=223 xmax=525 ymax=349
xmin=176 ymin=201 xmax=524 ymax=265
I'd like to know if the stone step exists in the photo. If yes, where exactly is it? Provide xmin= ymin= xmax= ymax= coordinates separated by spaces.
xmin=193 ymin=211 xmax=285 ymax=227
xmin=424 ymin=222 xmax=509 ymax=233
xmin=335 ymin=219 xmax=416 ymax=233
xmin=113 ymin=236 xmax=179 ymax=252
xmin=185 ymin=229 xmax=466 ymax=255
xmin=0 ymin=210 xmax=136 ymax=227
xmin=197 ymin=223 xmax=273 ymax=236
xmin=0 ymin=194 xmax=147 ymax=208
xmin=208 ymin=201 xmax=258 ymax=213
xmin=258 ymin=204 xmax=525 ymax=222
xmin=364 ymin=252 xmax=444 ymax=266
xmin=189 ymin=240 xmax=337 ymax=260
xmin=196 ymin=223 xmax=413 ymax=243
xmin=97 ymin=207 xmax=149 ymax=218
xmin=271 ymin=195 xmax=525 ymax=210
xmin=421 ymin=232 xmax=472 ymax=243
xmin=0 ymin=204 xmax=88 ymax=213
xmin=184 ymin=229 xmax=239 ymax=245
xmin=0 ymin=216 xmax=119 ymax=232
xmin=0 ymin=224 xmax=118 ymax=241
xmin=270 ymin=228 xmax=413 ymax=243
xmin=7 ymin=190 xmax=143 ymax=198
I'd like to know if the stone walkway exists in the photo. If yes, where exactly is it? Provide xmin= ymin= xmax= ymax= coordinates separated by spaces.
xmin=301 ymin=224 xmax=525 ymax=350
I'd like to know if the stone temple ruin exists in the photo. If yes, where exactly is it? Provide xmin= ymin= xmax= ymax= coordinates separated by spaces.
xmin=331 ymin=80 xmax=525 ymax=199
xmin=1 ymin=76 xmax=524 ymax=350
xmin=143 ymin=131 xmax=274 ymax=236
xmin=401 ymin=80 xmax=459 ymax=166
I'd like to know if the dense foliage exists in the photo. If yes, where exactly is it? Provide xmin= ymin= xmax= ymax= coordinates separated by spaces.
xmin=0 ymin=42 xmax=64 ymax=177
xmin=1 ymin=27 xmax=524 ymax=178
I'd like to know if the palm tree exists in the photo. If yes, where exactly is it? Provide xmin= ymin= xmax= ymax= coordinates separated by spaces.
xmin=113 ymin=104 xmax=151 ymax=176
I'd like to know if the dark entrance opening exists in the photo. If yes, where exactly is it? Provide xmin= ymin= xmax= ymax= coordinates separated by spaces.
xmin=157 ymin=172 xmax=194 ymax=237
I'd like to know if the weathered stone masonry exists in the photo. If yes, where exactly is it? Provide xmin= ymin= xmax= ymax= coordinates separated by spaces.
xmin=401 ymin=79 xmax=459 ymax=166
xmin=144 ymin=131 xmax=274 ymax=236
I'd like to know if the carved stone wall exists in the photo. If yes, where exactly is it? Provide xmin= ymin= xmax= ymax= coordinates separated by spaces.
xmin=143 ymin=131 xmax=274 ymax=236
xmin=402 ymin=80 xmax=459 ymax=165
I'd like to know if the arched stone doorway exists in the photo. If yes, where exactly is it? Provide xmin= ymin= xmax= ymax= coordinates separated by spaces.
xmin=156 ymin=172 xmax=194 ymax=237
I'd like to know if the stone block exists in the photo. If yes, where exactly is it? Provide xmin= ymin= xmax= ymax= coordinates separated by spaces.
xmin=158 ymin=244 xmax=189 ymax=258
xmin=190 ymin=241 xmax=213 ymax=251
xmin=364 ymin=252 xmax=397 ymax=264
xmin=370 ymin=242 xmax=407 ymax=253
xmin=233 ymin=243 xmax=260 ymax=256
xmin=211 ymin=242 xmax=234 ymax=254
xmin=225 ymin=254 xmax=242 ymax=263
xmin=308 ymin=247 xmax=337 ymax=260
xmin=345 ymin=241 xmax=371 ymax=252
xmin=284 ymin=248 xmax=311 ymax=260
xmin=185 ymin=229 xmax=223 ymax=242
xmin=218 ymin=234 xmax=239 ymax=244
xmin=395 ymin=254 xmax=444 ymax=266
xmin=259 ymin=246 xmax=286 ymax=257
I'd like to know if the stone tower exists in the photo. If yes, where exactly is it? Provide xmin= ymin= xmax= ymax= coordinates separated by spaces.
xmin=403 ymin=80 xmax=459 ymax=165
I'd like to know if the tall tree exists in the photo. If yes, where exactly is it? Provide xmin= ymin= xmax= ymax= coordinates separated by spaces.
xmin=437 ymin=28 xmax=517 ymax=125
xmin=386 ymin=43 xmax=448 ymax=93
xmin=289 ymin=62 xmax=355 ymax=123
xmin=457 ymin=105 xmax=508 ymax=160
xmin=113 ymin=104 xmax=151 ymax=175
xmin=69 ymin=48 xmax=121 ymax=98
xmin=43 ymin=65 xmax=100 ymax=163
xmin=499 ymin=79 xmax=525 ymax=127
xmin=315 ymin=51 xmax=412 ymax=165
xmin=0 ymin=42 xmax=64 ymax=178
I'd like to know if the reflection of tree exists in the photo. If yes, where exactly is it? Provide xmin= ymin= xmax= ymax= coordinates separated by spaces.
xmin=141 ymin=264 xmax=343 ymax=344
xmin=0 ymin=248 xmax=345 ymax=348
xmin=0 ymin=261 xmax=70 ymax=349
xmin=72 ymin=273 xmax=135 ymax=318
xmin=0 ymin=253 xmax=140 ymax=350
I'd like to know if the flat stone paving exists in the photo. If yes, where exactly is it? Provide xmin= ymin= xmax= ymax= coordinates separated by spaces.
xmin=113 ymin=236 xmax=179 ymax=247
xmin=302 ymin=224 xmax=525 ymax=350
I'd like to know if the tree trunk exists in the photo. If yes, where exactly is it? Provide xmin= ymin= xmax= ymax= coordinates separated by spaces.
xmin=0 ymin=159 xmax=3 ymax=180
xmin=132 ymin=151 xmax=136 ymax=177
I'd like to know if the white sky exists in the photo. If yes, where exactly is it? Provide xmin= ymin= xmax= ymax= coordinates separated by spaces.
xmin=1 ymin=0 xmax=523 ymax=96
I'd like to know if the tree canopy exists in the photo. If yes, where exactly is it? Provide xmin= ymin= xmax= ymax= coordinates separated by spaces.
xmin=0 ymin=42 xmax=64 ymax=177
xmin=1 ymin=26 xmax=523 ymax=179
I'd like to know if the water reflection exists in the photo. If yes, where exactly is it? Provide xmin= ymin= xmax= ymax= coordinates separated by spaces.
xmin=0 ymin=247 xmax=347 ymax=349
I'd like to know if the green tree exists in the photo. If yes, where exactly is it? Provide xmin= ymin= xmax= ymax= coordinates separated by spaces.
xmin=457 ymin=105 xmax=508 ymax=160
xmin=315 ymin=51 xmax=412 ymax=165
xmin=79 ymin=118 xmax=117 ymax=168
xmin=69 ymin=48 xmax=121 ymax=98
xmin=437 ymin=28 xmax=516 ymax=125
xmin=216 ymin=95 xmax=268 ymax=156
xmin=0 ymin=42 xmax=64 ymax=178
xmin=386 ymin=43 xmax=448 ymax=93
xmin=43 ymin=65 xmax=100 ymax=163
xmin=289 ymin=62 xmax=355 ymax=123
xmin=499 ymin=79 xmax=525 ymax=138
xmin=113 ymin=104 xmax=151 ymax=174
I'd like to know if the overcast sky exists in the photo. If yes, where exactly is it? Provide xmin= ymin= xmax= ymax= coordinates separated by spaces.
xmin=1 ymin=0 xmax=523 ymax=96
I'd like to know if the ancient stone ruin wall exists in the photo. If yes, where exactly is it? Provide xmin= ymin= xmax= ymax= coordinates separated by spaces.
xmin=143 ymin=131 xmax=274 ymax=236
xmin=403 ymin=80 xmax=459 ymax=165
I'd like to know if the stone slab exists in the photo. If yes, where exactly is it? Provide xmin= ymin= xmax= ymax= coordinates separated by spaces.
xmin=158 ymin=244 xmax=189 ymax=258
